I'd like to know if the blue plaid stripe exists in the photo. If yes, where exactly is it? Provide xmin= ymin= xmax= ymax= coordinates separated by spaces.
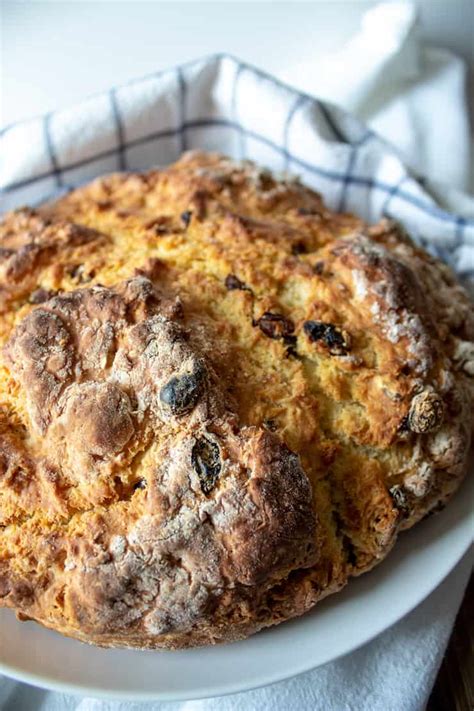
xmin=2 ymin=115 xmax=472 ymax=234
xmin=337 ymin=131 xmax=373 ymax=212
xmin=109 ymin=88 xmax=127 ymax=171
xmin=1 ymin=53 xmax=473 ymax=249
xmin=283 ymin=95 xmax=307 ymax=172
xmin=455 ymin=216 xmax=467 ymax=248
xmin=43 ymin=112 xmax=63 ymax=188
xmin=177 ymin=67 xmax=188 ymax=154
xmin=381 ymin=176 xmax=408 ymax=218
xmin=337 ymin=146 xmax=358 ymax=212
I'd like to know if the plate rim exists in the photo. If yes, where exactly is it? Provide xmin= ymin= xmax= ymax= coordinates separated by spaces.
xmin=1 ymin=475 xmax=473 ymax=702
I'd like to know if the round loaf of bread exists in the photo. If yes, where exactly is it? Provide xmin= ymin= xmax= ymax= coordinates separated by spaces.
xmin=0 ymin=152 xmax=472 ymax=648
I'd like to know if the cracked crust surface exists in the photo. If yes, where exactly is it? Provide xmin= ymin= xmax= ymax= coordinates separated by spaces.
xmin=0 ymin=151 xmax=472 ymax=649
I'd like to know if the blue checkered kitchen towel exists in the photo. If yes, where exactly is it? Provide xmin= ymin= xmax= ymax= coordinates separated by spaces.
xmin=1 ymin=54 xmax=473 ymax=287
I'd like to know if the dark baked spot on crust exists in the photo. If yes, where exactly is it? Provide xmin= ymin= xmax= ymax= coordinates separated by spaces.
xmin=29 ymin=288 xmax=57 ymax=304
xmin=263 ymin=419 xmax=278 ymax=432
xmin=65 ymin=263 xmax=96 ymax=284
xmin=228 ymin=430 xmax=318 ymax=586
xmin=291 ymin=241 xmax=307 ymax=255
xmin=4 ymin=307 xmax=74 ymax=432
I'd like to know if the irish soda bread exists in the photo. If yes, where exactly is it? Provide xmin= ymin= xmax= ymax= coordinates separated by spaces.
xmin=0 ymin=151 xmax=472 ymax=649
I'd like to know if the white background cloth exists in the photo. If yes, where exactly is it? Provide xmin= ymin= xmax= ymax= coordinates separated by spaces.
xmin=280 ymin=1 xmax=473 ymax=196
xmin=2 ymin=0 xmax=474 ymax=195
xmin=0 ymin=3 xmax=473 ymax=709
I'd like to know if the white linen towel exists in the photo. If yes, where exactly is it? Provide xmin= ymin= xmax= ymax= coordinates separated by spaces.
xmin=280 ymin=2 xmax=473 ymax=197
xmin=0 ymin=3 xmax=472 ymax=709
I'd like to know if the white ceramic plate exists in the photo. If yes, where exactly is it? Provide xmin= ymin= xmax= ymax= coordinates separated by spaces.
xmin=1 ymin=472 xmax=472 ymax=701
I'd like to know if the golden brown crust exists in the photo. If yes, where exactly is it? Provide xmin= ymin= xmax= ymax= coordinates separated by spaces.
xmin=0 ymin=151 xmax=472 ymax=648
